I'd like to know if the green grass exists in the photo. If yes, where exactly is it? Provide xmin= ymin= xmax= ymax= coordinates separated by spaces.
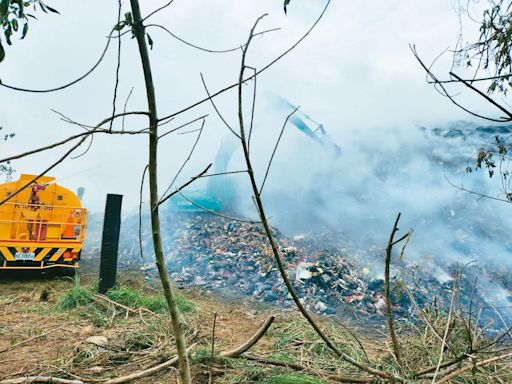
xmin=106 ymin=286 xmax=195 ymax=314
xmin=56 ymin=278 xmax=195 ymax=317
xmin=56 ymin=276 xmax=94 ymax=310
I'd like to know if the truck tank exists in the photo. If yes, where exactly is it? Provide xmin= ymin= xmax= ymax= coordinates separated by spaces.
xmin=0 ymin=174 xmax=87 ymax=270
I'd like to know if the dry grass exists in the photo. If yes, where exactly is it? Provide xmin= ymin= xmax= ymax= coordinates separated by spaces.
xmin=0 ymin=269 xmax=511 ymax=383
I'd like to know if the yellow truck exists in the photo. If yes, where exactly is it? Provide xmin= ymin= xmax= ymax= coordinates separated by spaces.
xmin=0 ymin=174 xmax=87 ymax=270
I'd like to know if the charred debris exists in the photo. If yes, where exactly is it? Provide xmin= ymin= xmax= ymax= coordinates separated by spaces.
xmin=84 ymin=211 xmax=512 ymax=328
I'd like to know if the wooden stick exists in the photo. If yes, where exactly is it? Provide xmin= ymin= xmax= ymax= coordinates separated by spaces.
xmin=93 ymin=294 xmax=156 ymax=315
xmin=220 ymin=316 xmax=275 ymax=358
xmin=237 ymin=354 xmax=375 ymax=383
xmin=435 ymin=352 xmax=512 ymax=384
xmin=1 ymin=377 xmax=84 ymax=384
xmin=102 ymin=343 xmax=196 ymax=384
xmin=384 ymin=213 xmax=404 ymax=374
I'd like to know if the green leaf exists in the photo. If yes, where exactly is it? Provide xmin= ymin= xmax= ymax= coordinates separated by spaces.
xmin=124 ymin=11 xmax=132 ymax=25
xmin=45 ymin=4 xmax=59 ymax=14
xmin=14 ymin=0 xmax=23 ymax=17
xmin=4 ymin=25 xmax=12 ymax=45
xmin=147 ymin=32 xmax=153 ymax=50
xmin=21 ymin=21 xmax=27 ymax=39
xmin=0 ymin=41 xmax=4 ymax=62
xmin=0 ymin=0 xmax=10 ymax=17
xmin=113 ymin=21 xmax=125 ymax=31
xmin=284 ymin=0 xmax=291 ymax=14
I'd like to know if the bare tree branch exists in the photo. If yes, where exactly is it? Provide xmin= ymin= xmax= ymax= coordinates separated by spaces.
xmin=220 ymin=316 xmax=275 ymax=358
xmin=444 ymin=169 xmax=512 ymax=204
xmin=147 ymin=24 xmax=280 ymax=54
xmin=198 ymin=170 xmax=247 ymax=178
xmin=247 ymin=66 xmax=258 ymax=152
xmin=109 ymin=0 xmax=123 ymax=132
xmin=157 ymin=0 xmax=332 ymax=124
xmin=139 ymin=164 xmax=149 ymax=259
xmin=200 ymin=73 xmax=241 ymax=139
xmin=157 ymin=164 xmax=212 ymax=208
xmin=0 ymin=111 xmax=149 ymax=164
xmin=0 ymin=111 xmax=134 ymax=205
xmin=158 ymin=119 xmax=206 ymax=205
xmin=158 ymin=115 xmax=207 ymax=140
xmin=259 ymin=106 xmax=299 ymax=194
xmin=234 ymin=14 xmax=402 ymax=382
xmin=449 ymin=71 xmax=512 ymax=119
xmin=122 ymin=87 xmax=135 ymax=132
xmin=410 ymin=45 xmax=510 ymax=123
xmin=384 ymin=213 xmax=405 ymax=374
xmin=0 ymin=27 xmax=117 ymax=93
xmin=176 ymin=190 xmax=258 ymax=223
xmin=142 ymin=0 xmax=175 ymax=22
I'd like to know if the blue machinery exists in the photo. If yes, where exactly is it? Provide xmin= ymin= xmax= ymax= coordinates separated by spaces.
xmin=169 ymin=97 xmax=341 ymax=213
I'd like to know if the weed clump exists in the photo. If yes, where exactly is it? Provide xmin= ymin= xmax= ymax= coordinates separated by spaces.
xmin=57 ymin=277 xmax=93 ymax=310
xmin=106 ymin=286 xmax=195 ymax=313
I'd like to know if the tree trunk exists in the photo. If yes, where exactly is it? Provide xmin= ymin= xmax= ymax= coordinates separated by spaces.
xmin=128 ymin=1 xmax=191 ymax=383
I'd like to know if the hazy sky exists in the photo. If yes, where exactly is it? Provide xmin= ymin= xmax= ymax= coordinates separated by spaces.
xmin=0 ymin=0 xmax=497 ymax=211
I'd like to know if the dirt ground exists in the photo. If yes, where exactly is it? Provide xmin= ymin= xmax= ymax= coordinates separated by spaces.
xmin=0 ymin=259 xmax=343 ymax=383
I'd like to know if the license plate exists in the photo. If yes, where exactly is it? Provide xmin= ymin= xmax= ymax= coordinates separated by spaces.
xmin=15 ymin=252 xmax=35 ymax=261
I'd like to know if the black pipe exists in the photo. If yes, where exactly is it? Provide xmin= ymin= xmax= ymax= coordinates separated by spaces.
xmin=98 ymin=194 xmax=123 ymax=294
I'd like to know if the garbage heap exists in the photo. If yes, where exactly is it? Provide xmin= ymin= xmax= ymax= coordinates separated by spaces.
xmin=158 ymin=215 xmax=423 ymax=318
xmin=86 ymin=212 xmax=510 ymax=322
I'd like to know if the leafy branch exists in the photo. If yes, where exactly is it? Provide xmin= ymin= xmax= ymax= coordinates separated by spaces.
xmin=0 ymin=0 xmax=59 ymax=62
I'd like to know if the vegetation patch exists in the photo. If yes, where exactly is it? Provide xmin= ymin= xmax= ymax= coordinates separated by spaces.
xmin=56 ymin=277 xmax=94 ymax=310
xmin=106 ymin=285 xmax=195 ymax=313
xmin=56 ymin=278 xmax=195 ymax=315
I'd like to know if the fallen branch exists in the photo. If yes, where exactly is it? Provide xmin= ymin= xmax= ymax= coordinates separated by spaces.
xmin=220 ymin=316 xmax=275 ymax=358
xmin=93 ymin=294 xmax=157 ymax=316
xmin=237 ymin=354 xmax=375 ymax=383
xmin=0 ymin=327 xmax=61 ymax=354
xmin=102 ymin=343 xmax=197 ymax=384
xmin=0 ymin=377 xmax=84 ymax=384
xmin=434 ymin=351 xmax=512 ymax=384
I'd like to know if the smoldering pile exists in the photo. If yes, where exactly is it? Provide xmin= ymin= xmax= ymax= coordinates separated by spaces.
xmin=86 ymin=211 xmax=511 ymax=323
xmin=133 ymin=214 xmax=447 ymax=319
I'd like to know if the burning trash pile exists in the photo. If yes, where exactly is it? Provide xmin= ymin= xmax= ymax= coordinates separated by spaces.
xmin=85 ymin=211 xmax=511 ymax=322
xmin=140 ymin=214 xmax=423 ymax=318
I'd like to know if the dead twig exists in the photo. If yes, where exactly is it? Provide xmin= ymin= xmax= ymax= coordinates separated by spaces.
xmin=156 ymin=163 xmax=212 ymax=208
xmin=101 ymin=343 xmax=197 ymax=384
xmin=209 ymin=312 xmax=218 ymax=384
xmin=434 ymin=351 xmax=512 ymax=384
xmin=139 ymin=165 xmax=149 ymax=258
xmin=220 ymin=316 xmax=275 ymax=358
xmin=431 ymin=271 xmax=460 ymax=383
xmin=384 ymin=213 xmax=405 ymax=374
xmin=236 ymin=354 xmax=375 ymax=383
xmin=0 ymin=377 xmax=84 ymax=384
xmin=93 ymin=294 xmax=157 ymax=316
